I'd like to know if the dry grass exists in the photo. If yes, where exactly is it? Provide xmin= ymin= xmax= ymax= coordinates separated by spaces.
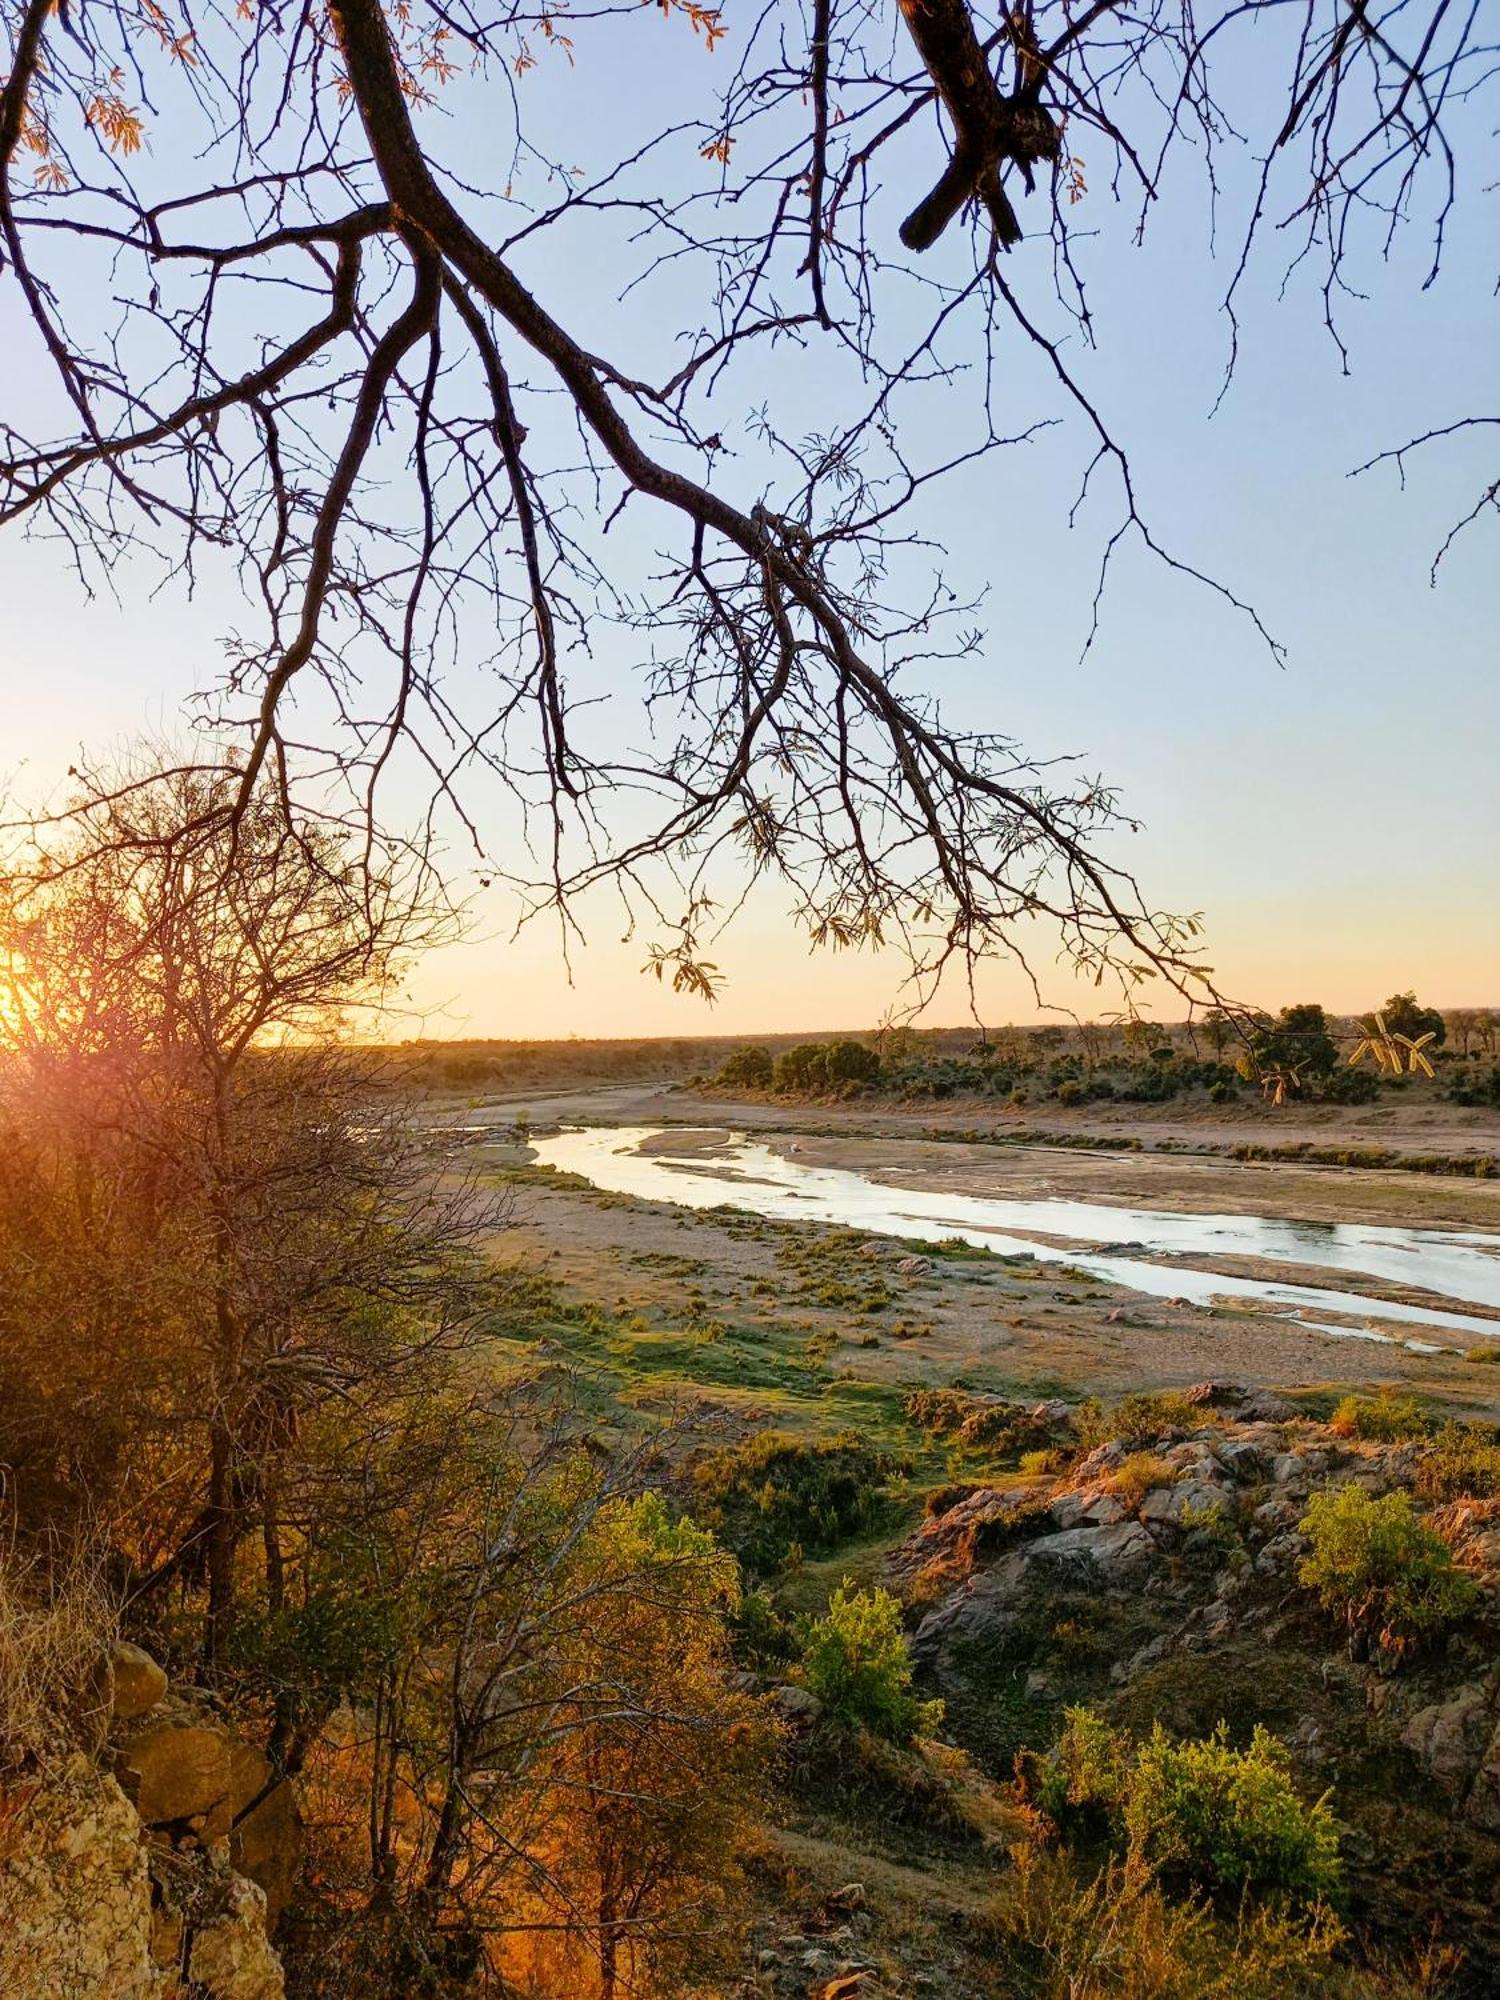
xmin=0 ymin=1541 xmax=117 ymax=1775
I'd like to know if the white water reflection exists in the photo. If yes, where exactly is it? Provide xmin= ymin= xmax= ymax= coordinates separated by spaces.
xmin=529 ymin=1126 xmax=1500 ymax=1347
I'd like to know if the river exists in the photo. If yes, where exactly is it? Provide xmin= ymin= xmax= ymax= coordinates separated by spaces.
xmin=529 ymin=1125 xmax=1500 ymax=1350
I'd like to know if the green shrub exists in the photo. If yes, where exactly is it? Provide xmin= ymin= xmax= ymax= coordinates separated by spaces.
xmin=1126 ymin=1723 xmax=1340 ymax=1901
xmin=797 ymin=1582 xmax=943 ymax=1742
xmin=1328 ymin=1393 xmax=1429 ymax=1442
xmin=1298 ymin=1486 xmax=1476 ymax=1659
xmin=688 ymin=1429 xmax=901 ymax=1575
xmin=1031 ymin=1710 xmax=1340 ymax=1905
xmin=1034 ymin=1706 xmax=1130 ymax=1826
xmin=1414 ymin=1421 xmax=1500 ymax=1502
xmin=1056 ymin=1079 xmax=1086 ymax=1107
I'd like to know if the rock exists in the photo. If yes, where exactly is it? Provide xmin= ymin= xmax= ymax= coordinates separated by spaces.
xmin=894 ymin=1256 xmax=931 ymax=1276
xmin=767 ymin=1684 xmax=823 ymax=1728
xmin=1218 ymin=1438 xmax=1268 ymax=1483
xmin=116 ymin=1712 xmax=234 ymax=1827
xmin=1029 ymin=1399 xmax=1076 ymax=1432
xmin=1271 ymin=1453 xmax=1310 ymax=1486
xmin=230 ymin=1779 xmax=302 ymax=1925
xmin=1074 ymin=1442 xmax=1128 ymax=1479
xmin=1021 ymin=1521 xmax=1156 ymax=1588
xmin=1254 ymin=1530 xmax=1310 ymax=1577
xmin=1402 ymin=1685 xmax=1496 ymax=1803
xmin=1139 ymin=1480 xmax=1228 ymax=1530
xmin=187 ymin=1871 xmax=285 ymax=2000
xmin=1184 ymin=1381 xmax=1299 ymax=1424
xmin=0 ymin=1755 xmax=157 ymax=1998
xmin=108 ymin=1642 xmax=169 ymax=1725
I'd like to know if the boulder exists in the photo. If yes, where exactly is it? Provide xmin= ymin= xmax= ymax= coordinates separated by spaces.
xmin=108 ymin=1641 xmax=169 ymax=1724
xmin=1401 ymin=1684 xmax=1496 ymax=1804
xmin=1139 ymin=1480 xmax=1229 ymax=1530
xmin=1183 ymin=1381 xmax=1299 ymax=1424
xmin=116 ymin=1713 xmax=234 ymax=1827
xmin=230 ymin=1780 xmax=302 ymax=1925
xmin=1019 ymin=1521 xmax=1156 ymax=1588
xmin=1218 ymin=1438 xmax=1269 ymax=1483
xmin=187 ymin=1872 xmax=285 ymax=2000
xmin=767 ymin=1684 xmax=823 ymax=1728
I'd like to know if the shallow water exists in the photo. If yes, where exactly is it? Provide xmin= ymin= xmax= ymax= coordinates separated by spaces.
xmin=530 ymin=1125 xmax=1500 ymax=1347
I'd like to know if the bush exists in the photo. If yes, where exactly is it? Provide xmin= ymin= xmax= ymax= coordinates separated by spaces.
xmin=1126 ymin=1723 xmax=1340 ymax=1901
xmin=1413 ymin=1421 xmax=1500 ymax=1503
xmin=688 ymin=1430 xmax=901 ymax=1575
xmin=990 ymin=1845 xmax=1355 ymax=2000
xmin=1056 ymin=1079 xmax=1086 ymax=1107
xmin=730 ymin=1587 xmax=796 ymax=1668
xmin=1328 ymin=1392 xmax=1429 ymax=1442
xmin=1031 ymin=1709 xmax=1340 ymax=1906
xmin=1033 ymin=1705 xmax=1130 ymax=1827
xmin=1298 ymin=1487 xmax=1476 ymax=1659
xmin=1077 ymin=1392 xmax=1202 ymax=1452
xmin=797 ymin=1582 xmax=942 ymax=1742
xmin=1208 ymin=1079 xmax=1237 ymax=1105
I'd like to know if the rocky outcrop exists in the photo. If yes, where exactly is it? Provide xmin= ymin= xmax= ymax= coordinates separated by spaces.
xmin=0 ymin=1642 xmax=294 ymax=1998
xmin=1401 ymin=1671 xmax=1500 ymax=1833
xmin=0 ymin=1755 xmax=158 ymax=1998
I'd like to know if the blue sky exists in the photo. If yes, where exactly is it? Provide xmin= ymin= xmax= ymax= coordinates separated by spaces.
xmin=2 ymin=6 xmax=1495 ymax=1035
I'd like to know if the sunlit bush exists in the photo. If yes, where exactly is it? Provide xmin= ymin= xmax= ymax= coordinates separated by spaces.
xmin=1298 ymin=1487 xmax=1475 ymax=1659
xmin=1030 ymin=1709 xmax=1340 ymax=1905
xmin=797 ymin=1582 xmax=942 ymax=1743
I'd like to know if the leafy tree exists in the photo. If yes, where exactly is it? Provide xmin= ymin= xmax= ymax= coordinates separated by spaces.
xmin=1381 ymin=992 xmax=1447 ymax=1047
xmin=1248 ymin=1004 xmax=1338 ymax=1088
xmin=716 ymin=1044 xmax=775 ymax=1089
xmin=0 ymin=764 xmax=482 ymax=1671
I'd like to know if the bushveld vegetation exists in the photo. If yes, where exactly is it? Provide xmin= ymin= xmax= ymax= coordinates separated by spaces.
xmin=699 ymin=996 xmax=1500 ymax=1118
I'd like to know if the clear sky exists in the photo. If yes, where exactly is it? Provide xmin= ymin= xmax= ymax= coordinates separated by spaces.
xmin=2 ymin=10 xmax=1496 ymax=1037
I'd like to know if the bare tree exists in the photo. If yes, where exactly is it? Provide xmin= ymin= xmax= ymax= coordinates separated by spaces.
xmin=1 ymin=0 xmax=1491 ymax=1004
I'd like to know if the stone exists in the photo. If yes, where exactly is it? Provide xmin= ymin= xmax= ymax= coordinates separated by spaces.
xmin=1139 ymin=1480 xmax=1227 ymax=1529
xmin=1183 ymin=1381 xmax=1299 ymax=1424
xmin=894 ymin=1256 xmax=931 ymax=1276
xmin=230 ymin=1780 xmax=302 ymax=1925
xmin=1402 ymin=1685 xmax=1495 ymax=1803
xmin=108 ymin=1641 xmax=169 ymax=1724
xmin=1218 ymin=1438 xmax=1268 ymax=1483
xmin=1020 ymin=1521 xmax=1155 ymax=1587
xmin=767 ymin=1684 xmax=823 ymax=1727
xmin=187 ymin=1871 xmax=286 ymax=2000
xmin=117 ymin=1715 xmax=234 ymax=1826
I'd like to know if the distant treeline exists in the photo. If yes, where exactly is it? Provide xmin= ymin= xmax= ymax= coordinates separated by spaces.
xmin=699 ymin=997 xmax=1500 ymax=1112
